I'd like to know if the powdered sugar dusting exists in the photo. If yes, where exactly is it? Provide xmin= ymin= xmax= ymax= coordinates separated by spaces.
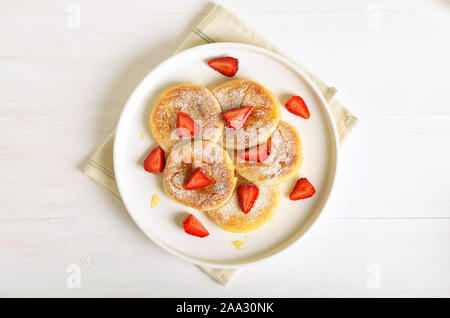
xmin=207 ymin=177 xmax=279 ymax=232
xmin=213 ymin=182 xmax=275 ymax=222
xmin=213 ymin=79 xmax=280 ymax=149
xmin=235 ymin=121 xmax=302 ymax=184
xmin=164 ymin=141 xmax=236 ymax=210
xmin=151 ymin=84 xmax=223 ymax=151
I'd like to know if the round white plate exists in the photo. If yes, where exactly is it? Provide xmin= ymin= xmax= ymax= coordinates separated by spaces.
xmin=114 ymin=43 xmax=338 ymax=268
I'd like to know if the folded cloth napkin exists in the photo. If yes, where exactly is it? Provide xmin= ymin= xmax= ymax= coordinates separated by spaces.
xmin=83 ymin=4 xmax=358 ymax=286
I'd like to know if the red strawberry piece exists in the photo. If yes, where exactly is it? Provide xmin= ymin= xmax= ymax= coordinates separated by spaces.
xmin=183 ymin=214 xmax=209 ymax=238
xmin=207 ymin=56 xmax=239 ymax=77
xmin=143 ymin=146 xmax=165 ymax=174
xmin=185 ymin=167 xmax=211 ymax=190
xmin=177 ymin=112 xmax=200 ymax=138
xmin=237 ymin=184 xmax=259 ymax=214
xmin=289 ymin=178 xmax=316 ymax=201
xmin=221 ymin=106 xmax=253 ymax=129
xmin=285 ymin=96 xmax=310 ymax=119
xmin=237 ymin=143 xmax=270 ymax=162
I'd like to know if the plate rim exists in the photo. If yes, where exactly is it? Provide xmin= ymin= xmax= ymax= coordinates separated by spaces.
xmin=113 ymin=42 xmax=339 ymax=268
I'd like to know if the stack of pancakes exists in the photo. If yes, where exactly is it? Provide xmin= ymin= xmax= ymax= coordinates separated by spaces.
xmin=150 ymin=79 xmax=303 ymax=233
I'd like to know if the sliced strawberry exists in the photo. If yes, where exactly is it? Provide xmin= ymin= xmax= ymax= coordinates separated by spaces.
xmin=177 ymin=112 xmax=200 ymax=138
xmin=237 ymin=184 xmax=259 ymax=214
xmin=185 ymin=167 xmax=211 ymax=190
xmin=221 ymin=106 xmax=253 ymax=129
xmin=143 ymin=146 xmax=165 ymax=174
xmin=207 ymin=56 xmax=239 ymax=77
xmin=285 ymin=96 xmax=310 ymax=119
xmin=183 ymin=214 xmax=209 ymax=238
xmin=237 ymin=143 xmax=270 ymax=162
xmin=289 ymin=178 xmax=316 ymax=201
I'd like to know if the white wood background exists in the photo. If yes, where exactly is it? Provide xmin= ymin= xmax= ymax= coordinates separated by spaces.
xmin=1 ymin=0 xmax=449 ymax=297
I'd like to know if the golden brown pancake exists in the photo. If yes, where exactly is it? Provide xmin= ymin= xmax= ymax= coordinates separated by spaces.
xmin=213 ymin=79 xmax=281 ymax=150
xmin=207 ymin=176 xmax=280 ymax=233
xmin=234 ymin=121 xmax=303 ymax=184
xmin=150 ymin=84 xmax=224 ymax=152
xmin=163 ymin=140 xmax=237 ymax=211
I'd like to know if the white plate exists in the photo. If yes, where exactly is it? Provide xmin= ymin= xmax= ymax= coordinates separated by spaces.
xmin=114 ymin=43 xmax=338 ymax=268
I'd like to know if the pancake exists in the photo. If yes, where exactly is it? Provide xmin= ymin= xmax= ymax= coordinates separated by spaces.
xmin=213 ymin=79 xmax=281 ymax=150
xmin=163 ymin=140 xmax=237 ymax=211
xmin=234 ymin=121 xmax=303 ymax=184
xmin=150 ymin=84 xmax=224 ymax=152
xmin=207 ymin=176 xmax=280 ymax=233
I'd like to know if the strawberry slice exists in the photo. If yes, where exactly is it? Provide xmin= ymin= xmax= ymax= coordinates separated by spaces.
xmin=285 ymin=96 xmax=310 ymax=119
xmin=185 ymin=167 xmax=211 ymax=190
xmin=289 ymin=178 xmax=316 ymax=201
xmin=237 ymin=143 xmax=270 ymax=162
xmin=207 ymin=56 xmax=239 ymax=77
xmin=221 ymin=106 xmax=253 ymax=129
xmin=237 ymin=184 xmax=259 ymax=214
xmin=143 ymin=146 xmax=165 ymax=174
xmin=177 ymin=112 xmax=200 ymax=138
xmin=183 ymin=214 xmax=209 ymax=238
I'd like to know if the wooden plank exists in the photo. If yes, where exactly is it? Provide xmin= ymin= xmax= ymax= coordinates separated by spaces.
xmin=0 ymin=218 xmax=448 ymax=296
xmin=1 ymin=14 xmax=448 ymax=116
xmin=327 ymin=115 xmax=450 ymax=218
xmin=0 ymin=0 xmax=448 ymax=16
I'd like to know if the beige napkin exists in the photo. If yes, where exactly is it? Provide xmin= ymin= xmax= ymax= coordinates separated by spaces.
xmin=83 ymin=4 xmax=358 ymax=286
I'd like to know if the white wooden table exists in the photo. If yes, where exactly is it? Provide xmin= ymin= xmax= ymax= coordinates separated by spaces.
xmin=1 ymin=0 xmax=449 ymax=297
